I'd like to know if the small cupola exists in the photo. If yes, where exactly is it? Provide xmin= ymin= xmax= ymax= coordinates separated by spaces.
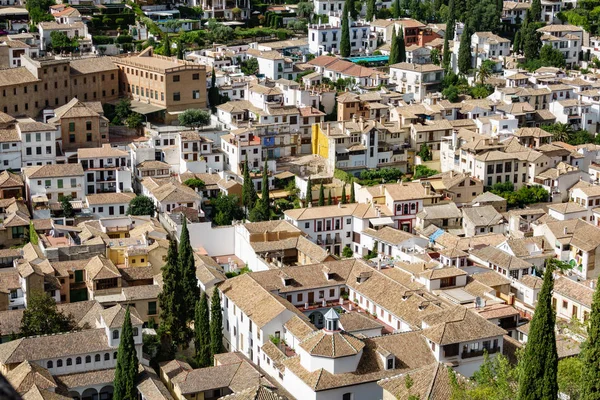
xmin=323 ymin=308 xmax=340 ymax=333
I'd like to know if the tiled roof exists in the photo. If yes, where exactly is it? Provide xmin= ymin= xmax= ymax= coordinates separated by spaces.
xmin=378 ymin=362 xmax=453 ymax=400
xmin=55 ymin=368 xmax=115 ymax=388
xmin=299 ymin=330 xmax=365 ymax=358
xmin=553 ymin=276 xmax=594 ymax=307
xmin=69 ymin=57 xmax=117 ymax=75
xmin=0 ymin=66 xmax=38 ymax=87
xmin=85 ymin=255 xmax=121 ymax=281
xmin=101 ymin=304 xmax=143 ymax=328
xmin=470 ymin=246 xmax=532 ymax=271
xmin=86 ymin=192 xmax=135 ymax=205
xmin=6 ymin=361 xmax=57 ymax=394
xmin=24 ymin=164 xmax=84 ymax=178
xmin=77 ymin=143 xmax=127 ymax=159
xmin=422 ymin=307 xmax=506 ymax=345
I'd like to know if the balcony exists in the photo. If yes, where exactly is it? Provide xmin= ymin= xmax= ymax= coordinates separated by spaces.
xmin=461 ymin=346 xmax=500 ymax=359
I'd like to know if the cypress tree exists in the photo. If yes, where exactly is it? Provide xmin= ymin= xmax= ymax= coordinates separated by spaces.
xmin=208 ymin=66 xmax=220 ymax=111
xmin=580 ymin=278 xmax=600 ymax=398
xmin=397 ymin=28 xmax=406 ymax=63
xmin=457 ymin=24 xmax=472 ymax=75
xmin=446 ymin=0 xmax=456 ymax=39
xmin=318 ymin=183 xmax=325 ymax=206
xmin=210 ymin=286 xmax=224 ymax=356
xmin=442 ymin=35 xmax=451 ymax=71
xmin=327 ymin=189 xmax=333 ymax=205
xmin=242 ymin=155 xmax=257 ymax=215
xmin=341 ymin=185 xmax=347 ymax=204
xmin=366 ymin=0 xmax=376 ymax=22
xmin=261 ymin=159 xmax=269 ymax=215
xmin=179 ymin=218 xmax=199 ymax=328
xmin=158 ymin=240 xmax=184 ymax=345
xmin=340 ymin=2 xmax=351 ymax=57
xmin=194 ymin=292 xmax=211 ymax=368
xmin=113 ymin=307 xmax=138 ymax=400
xmin=306 ymin=177 xmax=313 ymax=206
xmin=389 ymin=28 xmax=399 ymax=65
xmin=350 ymin=183 xmax=356 ymax=203
xmin=517 ymin=261 xmax=558 ymax=400
xmin=513 ymin=31 xmax=521 ymax=54
xmin=522 ymin=13 xmax=541 ymax=60
xmin=530 ymin=0 xmax=541 ymax=22
xmin=393 ymin=0 xmax=401 ymax=18
xmin=163 ymin=34 xmax=171 ymax=57
xmin=345 ymin=0 xmax=358 ymax=20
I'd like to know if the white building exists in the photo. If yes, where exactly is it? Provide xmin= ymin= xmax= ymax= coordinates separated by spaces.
xmin=18 ymin=119 xmax=59 ymax=168
xmin=308 ymin=21 xmax=377 ymax=56
xmin=537 ymin=24 xmax=583 ymax=68
xmin=388 ymin=63 xmax=444 ymax=103
xmin=78 ymin=144 xmax=132 ymax=195
xmin=24 ymin=164 xmax=85 ymax=206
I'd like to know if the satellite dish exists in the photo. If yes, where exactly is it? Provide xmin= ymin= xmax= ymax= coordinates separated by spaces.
xmin=475 ymin=296 xmax=486 ymax=309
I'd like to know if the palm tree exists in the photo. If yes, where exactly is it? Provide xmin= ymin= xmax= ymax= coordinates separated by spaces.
xmin=547 ymin=123 xmax=573 ymax=143
xmin=476 ymin=62 xmax=493 ymax=86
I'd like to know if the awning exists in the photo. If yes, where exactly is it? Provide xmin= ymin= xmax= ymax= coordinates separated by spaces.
xmin=32 ymin=195 xmax=48 ymax=203
xmin=274 ymin=171 xmax=295 ymax=179
xmin=370 ymin=217 xmax=394 ymax=227
xmin=130 ymin=101 xmax=166 ymax=115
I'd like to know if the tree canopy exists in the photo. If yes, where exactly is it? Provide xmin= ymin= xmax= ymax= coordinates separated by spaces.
xmin=113 ymin=307 xmax=139 ymax=400
xmin=20 ymin=291 xmax=77 ymax=337
xmin=127 ymin=195 xmax=155 ymax=216
xmin=178 ymin=109 xmax=211 ymax=128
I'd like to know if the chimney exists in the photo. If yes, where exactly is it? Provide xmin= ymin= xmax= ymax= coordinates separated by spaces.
xmin=326 ymin=123 xmax=330 ymax=135
xmin=338 ymin=202 xmax=342 ymax=208
xmin=377 ymin=258 xmax=381 ymax=271
xmin=379 ymin=184 xmax=384 ymax=195
xmin=564 ymin=226 xmax=568 ymax=235
xmin=352 ymin=115 xmax=357 ymax=124
xmin=359 ymin=116 xmax=365 ymax=131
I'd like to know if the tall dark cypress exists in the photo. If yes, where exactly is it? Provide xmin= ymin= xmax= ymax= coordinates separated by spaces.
xmin=340 ymin=2 xmax=351 ymax=57
xmin=242 ymin=155 xmax=257 ymax=214
xmin=345 ymin=0 xmax=358 ymax=20
xmin=442 ymin=35 xmax=451 ymax=71
xmin=580 ymin=278 xmax=600 ymax=398
xmin=179 ymin=218 xmax=199 ymax=325
xmin=158 ymin=240 xmax=184 ymax=345
xmin=457 ymin=24 xmax=472 ymax=75
xmin=327 ymin=189 xmax=333 ymax=205
xmin=210 ymin=286 xmax=224 ymax=356
xmin=318 ymin=183 xmax=325 ymax=206
xmin=389 ymin=28 xmax=399 ymax=65
xmin=194 ymin=293 xmax=211 ymax=368
xmin=113 ymin=307 xmax=138 ymax=400
xmin=366 ymin=0 xmax=376 ymax=22
xmin=341 ymin=185 xmax=347 ymax=204
xmin=306 ymin=177 xmax=313 ymax=206
xmin=446 ymin=0 xmax=456 ymax=40
xmin=530 ymin=0 xmax=541 ymax=22
xmin=393 ymin=0 xmax=401 ymax=18
xmin=517 ymin=261 xmax=558 ymax=400
xmin=397 ymin=28 xmax=406 ymax=63
xmin=350 ymin=183 xmax=356 ymax=203
xmin=261 ymin=159 xmax=270 ymax=216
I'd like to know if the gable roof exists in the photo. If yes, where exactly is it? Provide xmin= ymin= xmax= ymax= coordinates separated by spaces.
xmin=421 ymin=307 xmax=506 ymax=345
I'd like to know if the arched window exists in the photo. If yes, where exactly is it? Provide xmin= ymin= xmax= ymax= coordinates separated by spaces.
xmin=112 ymin=330 xmax=119 ymax=339
xmin=85 ymin=355 xmax=91 ymax=363
xmin=95 ymin=354 xmax=101 ymax=362
xmin=104 ymin=353 xmax=110 ymax=361
xmin=57 ymin=359 xmax=63 ymax=367
xmin=403 ymin=204 xmax=409 ymax=215
xmin=132 ymin=327 xmax=138 ymax=337
xmin=113 ymin=352 xmax=118 ymax=359
xmin=47 ymin=361 xmax=53 ymax=368
xmin=66 ymin=358 xmax=72 ymax=366
xmin=76 ymin=357 xmax=81 ymax=365
xmin=411 ymin=203 xmax=416 ymax=211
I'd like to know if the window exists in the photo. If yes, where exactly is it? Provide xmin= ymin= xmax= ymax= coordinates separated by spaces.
xmin=148 ymin=301 xmax=157 ymax=315
xmin=47 ymin=361 xmax=53 ymax=368
xmin=95 ymin=354 xmax=101 ymax=362
xmin=57 ymin=359 xmax=63 ymax=367
xmin=69 ymin=134 xmax=75 ymax=143
xmin=76 ymin=357 xmax=81 ymax=365
xmin=57 ymin=179 xmax=63 ymax=189
xmin=86 ymin=355 xmax=91 ymax=363
xmin=69 ymin=122 xmax=75 ymax=132
xmin=173 ymin=75 xmax=180 ymax=82
xmin=173 ymin=92 xmax=181 ymax=101
xmin=193 ymin=73 xmax=199 ymax=80
xmin=133 ymin=327 xmax=139 ymax=336
xmin=342 ymin=393 xmax=352 ymax=400
xmin=113 ymin=330 xmax=119 ymax=339
xmin=114 ymin=352 xmax=118 ymax=359
xmin=86 ymin=121 xmax=92 ymax=130
xmin=104 ymin=353 xmax=110 ymax=361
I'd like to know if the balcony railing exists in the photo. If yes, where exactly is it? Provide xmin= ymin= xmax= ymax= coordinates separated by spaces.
xmin=462 ymin=346 xmax=500 ymax=359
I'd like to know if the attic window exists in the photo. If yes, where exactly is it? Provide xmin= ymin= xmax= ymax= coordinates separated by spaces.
xmin=386 ymin=357 xmax=394 ymax=370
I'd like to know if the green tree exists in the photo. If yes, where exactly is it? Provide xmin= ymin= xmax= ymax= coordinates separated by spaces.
xmin=539 ymin=44 xmax=566 ymax=68
xmin=431 ymin=48 xmax=441 ymax=65
xmin=389 ymin=28 xmax=399 ymax=65
xmin=158 ymin=240 xmax=185 ymax=348
xmin=558 ymin=357 xmax=582 ymax=400
xmin=113 ymin=307 xmax=139 ymax=400
xmin=417 ymin=144 xmax=432 ymax=161
xmin=442 ymin=34 xmax=451 ymax=71
xmin=530 ymin=0 xmax=541 ymax=21
xmin=212 ymin=194 xmax=244 ymax=225
xmin=366 ymin=0 xmax=376 ymax=21
xmin=210 ymin=286 xmax=223 ymax=356
xmin=240 ymin=58 xmax=259 ymax=76
xmin=114 ymin=99 xmax=132 ymax=123
xmin=543 ymin=122 xmax=574 ymax=143
xmin=340 ymin=2 xmax=351 ymax=57
xmin=522 ymin=12 xmax=542 ymax=60
xmin=208 ymin=67 xmax=220 ymax=111
xmin=393 ymin=0 xmax=402 ymax=17
xmin=517 ymin=260 xmax=558 ymax=400
xmin=397 ymin=28 xmax=406 ymax=63
xmin=250 ymin=160 xmax=271 ymax=222
xmin=580 ymin=275 xmax=600 ymax=399
xmin=413 ymin=165 xmax=439 ymax=179
xmin=179 ymin=218 xmax=200 ymax=334
xmin=21 ymin=291 xmax=76 ymax=337
xmin=127 ymin=195 xmax=155 ymax=216
xmin=306 ymin=177 xmax=313 ymax=206
xmin=513 ymin=31 xmax=521 ymax=54
xmin=125 ymin=113 xmax=143 ymax=131
xmin=341 ymin=185 xmax=347 ymax=204
xmin=457 ymin=25 xmax=472 ymax=75
xmin=327 ymin=189 xmax=333 ymax=205
xmin=178 ymin=109 xmax=211 ymax=127
xmin=194 ymin=292 xmax=211 ymax=368
xmin=350 ymin=183 xmax=356 ymax=203
xmin=183 ymin=178 xmax=205 ymax=190
xmin=163 ymin=33 xmax=172 ymax=57
xmin=342 ymin=245 xmax=353 ymax=258
xmin=318 ymin=183 xmax=325 ymax=206
xmin=297 ymin=2 xmax=314 ymax=18
xmin=29 ymin=220 xmax=38 ymax=245
xmin=60 ymin=195 xmax=74 ymax=218
xmin=442 ymin=85 xmax=460 ymax=102
xmin=450 ymin=353 xmax=518 ymax=399
xmin=476 ymin=60 xmax=494 ymax=86
xmin=345 ymin=0 xmax=358 ymax=20
xmin=242 ymin=156 xmax=257 ymax=215
xmin=50 ymin=31 xmax=76 ymax=53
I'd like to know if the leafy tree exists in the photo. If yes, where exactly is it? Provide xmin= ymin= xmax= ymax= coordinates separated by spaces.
xmin=446 ymin=0 xmax=456 ymax=39
xmin=489 ymin=182 xmax=549 ymax=208
xmin=183 ymin=178 xmax=205 ymax=190
xmin=250 ymin=160 xmax=271 ymax=222
xmin=306 ymin=177 xmax=313 ymax=206
xmin=194 ymin=293 xmax=211 ymax=368
xmin=178 ymin=109 xmax=211 ymax=128
xmin=210 ymin=286 xmax=223 ymax=356
xmin=530 ymin=0 xmax=541 ymax=21
xmin=580 ymin=275 xmax=600 ymax=399
xmin=389 ymin=28 xmax=399 ymax=65
xmin=21 ymin=291 xmax=76 ymax=337
xmin=517 ymin=260 xmax=558 ymax=400
xmin=114 ymin=99 xmax=132 ymax=123
xmin=397 ymin=28 xmax=406 ymax=63
xmin=163 ymin=34 xmax=172 ymax=57
xmin=442 ymin=85 xmax=460 ymax=102
xmin=522 ymin=12 xmax=542 ymax=60
xmin=418 ymin=144 xmax=432 ymax=161
xmin=345 ymin=0 xmax=358 ymax=20
xmin=240 ymin=58 xmax=259 ymax=76
xmin=50 ymin=31 xmax=78 ymax=53
xmin=29 ymin=220 xmax=38 ymax=245
xmin=557 ymin=357 xmax=582 ymax=400
xmin=366 ymin=0 xmax=376 ymax=21
xmin=179 ymin=218 xmax=200 ymax=333
xmin=341 ymin=185 xmax=347 ymax=204
xmin=318 ymin=183 xmax=325 ymax=206
xmin=350 ymin=183 xmax=356 ymax=203
xmin=431 ymin=48 xmax=441 ymax=65
xmin=539 ymin=44 xmax=566 ymax=68
xmin=158 ymin=240 xmax=185 ymax=348
xmin=340 ymin=2 xmax=351 ymax=57
xmin=413 ymin=165 xmax=439 ymax=179
xmin=513 ymin=31 xmax=522 ymax=54
xmin=212 ymin=194 xmax=244 ymax=225
xmin=476 ymin=60 xmax=494 ymax=86
xmin=60 ymin=195 xmax=74 ymax=218
xmin=242 ymin=156 xmax=257 ymax=215
xmin=543 ymin=122 xmax=574 ymax=143
xmin=127 ymin=195 xmax=155 ymax=216
xmin=393 ymin=0 xmax=402 ymax=17
xmin=342 ymin=245 xmax=353 ymax=258
xmin=125 ymin=113 xmax=143 ymax=131
xmin=113 ymin=307 xmax=138 ymax=400
xmin=458 ymin=24 xmax=472 ymax=75
xmin=450 ymin=353 xmax=518 ymax=399
xmin=470 ymin=84 xmax=493 ymax=99
xmin=297 ymin=1 xmax=314 ymax=18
